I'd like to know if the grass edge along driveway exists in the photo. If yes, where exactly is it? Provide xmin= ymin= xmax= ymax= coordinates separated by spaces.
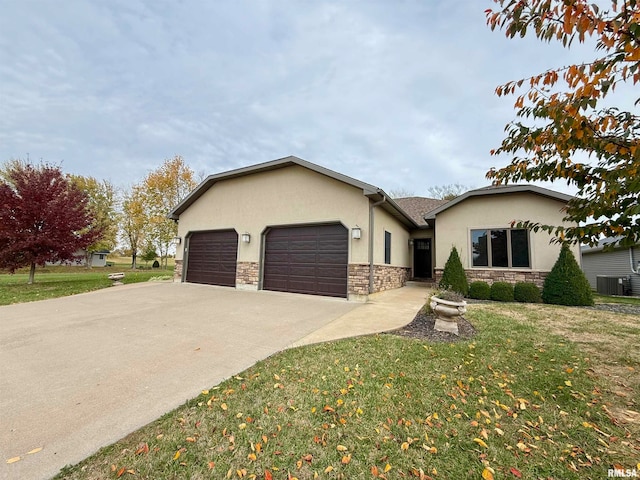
xmin=54 ymin=302 xmax=640 ymax=480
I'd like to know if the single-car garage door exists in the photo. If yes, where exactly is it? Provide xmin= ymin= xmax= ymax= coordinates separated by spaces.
xmin=185 ymin=230 xmax=238 ymax=286
xmin=264 ymin=224 xmax=348 ymax=298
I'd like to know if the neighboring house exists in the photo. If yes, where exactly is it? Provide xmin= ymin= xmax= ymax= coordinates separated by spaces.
xmin=46 ymin=250 xmax=110 ymax=267
xmin=581 ymin=238 xmax=640 ymax=296
xmin=169 ymin=156 xmax=578 ymax=300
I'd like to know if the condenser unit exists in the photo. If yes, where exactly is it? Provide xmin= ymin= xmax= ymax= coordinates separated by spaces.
xmin=596 ymin=276 xmax=625 ymax=296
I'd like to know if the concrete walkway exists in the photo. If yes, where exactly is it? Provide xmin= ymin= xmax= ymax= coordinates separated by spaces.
xmin=290 ymin=281 xmax=431 ymax=347
xmin=0 ymin=281 xmax=430 ymax=480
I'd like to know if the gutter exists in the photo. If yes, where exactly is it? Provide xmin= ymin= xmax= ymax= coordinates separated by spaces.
xmin=369 ymin=194 xmax=387 ymax=294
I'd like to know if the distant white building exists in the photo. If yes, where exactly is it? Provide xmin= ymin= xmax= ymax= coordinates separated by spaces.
xmin=581 ymin=239 xmax=640 ymax=296
xmin=47 ymin=250 xmax=110 ymax=267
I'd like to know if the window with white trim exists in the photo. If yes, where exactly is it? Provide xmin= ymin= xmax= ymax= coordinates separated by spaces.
xmin=471 ymin=228 xmax=530 ymax=268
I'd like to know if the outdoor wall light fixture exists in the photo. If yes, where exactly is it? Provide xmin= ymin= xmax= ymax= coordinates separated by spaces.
xmin=241 ymin=233 xmax=251 ymax=243
xmin=172 ymin=236 xmax=182 ymax=245
xmin=351 ymin=226 xmax=361 ymax=239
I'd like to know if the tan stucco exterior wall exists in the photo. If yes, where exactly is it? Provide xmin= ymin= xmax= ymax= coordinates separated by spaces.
xmin=372 ymin=206 xmax=411 ymax=267
xmin=434 ymin=193 xmax=580 ymax=272
xmin=176 ymin=166 xmax=369 ymax=265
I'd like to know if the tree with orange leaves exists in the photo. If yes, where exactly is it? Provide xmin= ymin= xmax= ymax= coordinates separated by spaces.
xmin=486 ymin=0 xmax=639 ymax=247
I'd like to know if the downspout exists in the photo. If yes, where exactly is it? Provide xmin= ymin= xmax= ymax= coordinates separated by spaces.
xmin=369 ymin=195 xmax=387 ymax=294
xmin=631 ymin=246 xmax=639 ymax=274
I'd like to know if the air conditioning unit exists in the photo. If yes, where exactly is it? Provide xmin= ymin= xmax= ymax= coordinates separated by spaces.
xmin=596 ymin=276 xmax=624 ymax=296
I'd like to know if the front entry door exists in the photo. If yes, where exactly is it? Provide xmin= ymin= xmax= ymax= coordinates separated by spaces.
xmin=414 ymin=239 xmax=432 ymax=278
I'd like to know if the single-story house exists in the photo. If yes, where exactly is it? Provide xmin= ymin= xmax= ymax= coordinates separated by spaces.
xmin=169 ymin=156 xmax=580 ymax=300
xmin=581 ymin=238 xmax=640 ymax=296
xmin=46 ymin=249 xmax=110 ymax=267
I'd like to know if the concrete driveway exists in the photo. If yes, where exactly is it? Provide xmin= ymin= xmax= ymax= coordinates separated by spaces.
xmin=0 ymin=282 xmax=358 ymax=480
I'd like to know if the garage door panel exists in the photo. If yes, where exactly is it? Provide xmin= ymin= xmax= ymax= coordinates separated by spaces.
xmin=289 ymin=253 xmax=318 ymax=263
xmin=264 ymin=224 xmax=348 ymax=298
xmin=186 ymin=230 xmax=238 ymax=287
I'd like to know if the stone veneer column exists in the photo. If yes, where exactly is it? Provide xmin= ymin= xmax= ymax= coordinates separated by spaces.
xmin=236 ymin=262 xmax=260 ymax=290
xmin=174 ymin=260 xmax=183 ymax=282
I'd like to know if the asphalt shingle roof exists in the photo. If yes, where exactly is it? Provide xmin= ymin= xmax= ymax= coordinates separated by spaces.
xmin=393 ymin=197 xmax=449 ymax=226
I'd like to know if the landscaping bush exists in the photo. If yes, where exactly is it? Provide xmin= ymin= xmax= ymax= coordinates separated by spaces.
xmin=152 ymin=260 xmax=160 ymax=269
xmin=468 ymin=281 xmax=491 ymax=300
xmin=542 ymin=243 xmax=594 ymax=306
xmin=438 ymin=246 xmax=468 ymax=296
xmin=514 ymin=282 xmax=541 ymax=303
xmin=490 ymin=281 xmax=514 ymax=302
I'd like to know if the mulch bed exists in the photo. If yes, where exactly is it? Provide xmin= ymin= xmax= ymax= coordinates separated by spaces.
xmin=386 ymin=301 xmax=639 ymax=343
xmin=387 ymin=311 xmax=477 ymax=342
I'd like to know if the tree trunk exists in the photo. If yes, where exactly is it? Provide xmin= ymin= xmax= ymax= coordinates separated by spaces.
xmin=28 ymin=263 xmax=36 ymax=284
xmin=85 ymin=251 xmax=93 ymax=269
xmin=131 ymin=253 xmax=137 ymax=270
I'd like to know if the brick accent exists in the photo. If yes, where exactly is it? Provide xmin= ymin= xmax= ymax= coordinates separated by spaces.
xmin=236 ymin=261 xmax=259 ymax=286
xmin=434 ymin=268 xmax=548 ymax=288
xmin=174 ymin=260 xmax=183 ymax=282
xmin=348 ymin=264 xmax=410 ymax=295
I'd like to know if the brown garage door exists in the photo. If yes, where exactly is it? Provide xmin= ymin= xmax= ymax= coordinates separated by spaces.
xmin=264 ymin=224 xmax=348 ymax=298
xmin=185 ymin=230 xmax=238 ymax=286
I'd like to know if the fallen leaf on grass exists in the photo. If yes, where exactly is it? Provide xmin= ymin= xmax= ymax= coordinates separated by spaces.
xmin=341 ymin=454 xmax=352 ymax=464
xmin=510 ymin=467 xmax=523 ymax=478
xmin=473 ymin=438 xmax=488 ymax=448
xmin=135 ymin=443 xmax=149 ymax=455
xmin=482 ymin=468 xmax=494 ymax=480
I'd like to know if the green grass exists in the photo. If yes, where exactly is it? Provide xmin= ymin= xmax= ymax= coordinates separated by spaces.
xmin=594 ymin=293 xmax=640 ymax=305
xmin=0 ymin=266 xmax=173 ymax=306
xmin=55 ymin=305 xmax=639 ymax=480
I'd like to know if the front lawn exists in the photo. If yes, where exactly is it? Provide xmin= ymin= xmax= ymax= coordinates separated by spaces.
xmin=0 ymin=266 xmax=173 ymax=306
xmin=55 ymin=303 xmax=639 ymax=479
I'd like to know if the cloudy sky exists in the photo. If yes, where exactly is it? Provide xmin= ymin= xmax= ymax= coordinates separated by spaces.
xmin=1 ymin=1 xmax=597 ymax=196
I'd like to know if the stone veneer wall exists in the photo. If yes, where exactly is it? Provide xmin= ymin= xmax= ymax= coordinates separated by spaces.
xmin=236 ymin=261 xmax=260 ymax=286
xmin=174 ymin=260 xmax=183 ymax=282
xmin=348 ymin=264 xmax=410 ymax=295
xmin=434 ymin=268 xmax=548 ymax=289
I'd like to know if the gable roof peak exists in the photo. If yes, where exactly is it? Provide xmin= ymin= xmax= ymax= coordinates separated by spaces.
xmin=423 ymin=183 xmax=574 ymax=221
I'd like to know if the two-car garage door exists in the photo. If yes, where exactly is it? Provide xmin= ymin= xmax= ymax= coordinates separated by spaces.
xmin=185 ymin=224 xmax=348 ymax=298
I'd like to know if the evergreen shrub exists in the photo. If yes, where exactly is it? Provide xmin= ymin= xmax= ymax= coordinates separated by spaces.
xmin=438 ymin=246 xmax=469 ymax=296
xmin=490 ymin=281 xmax=514 ymax=302
xmin=542 ymin=244 xmax=594 ymax=306
xmin=468 ymin=281 xmax=491 ymax=300
xmin=514 ymin=282 xmax=541 ymax=303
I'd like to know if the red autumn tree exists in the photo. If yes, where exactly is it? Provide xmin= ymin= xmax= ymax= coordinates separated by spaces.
xmin=0 ymin=161 xmax=103 ymax=284
xmin=486 ymin=0 xmax=640 ymax=248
